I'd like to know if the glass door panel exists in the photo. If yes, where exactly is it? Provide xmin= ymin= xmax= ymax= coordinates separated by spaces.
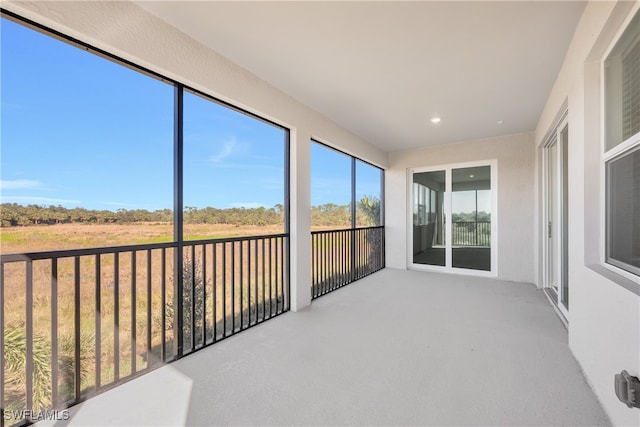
xmin=451 ymin=166 xmax=491 ymax=271
xmin=547 ymin=139 xmax=559 ymax=298
xmin=413 ymin=170 xmax=446 ymax=266
xmin=560 ymin=126 xmax=569 ymax=309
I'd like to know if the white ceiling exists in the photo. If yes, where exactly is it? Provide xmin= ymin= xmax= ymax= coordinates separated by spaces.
xmin=136 ymin=1 xmax=586 ymax=153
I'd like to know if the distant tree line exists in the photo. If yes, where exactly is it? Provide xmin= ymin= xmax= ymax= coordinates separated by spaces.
xmin=451 ymin=211 xmax=491 ymax=223
xmin=0 ymin=203 xmax=283 ymax=227
xmin=1 ymin=196 xmax=381 ymax=228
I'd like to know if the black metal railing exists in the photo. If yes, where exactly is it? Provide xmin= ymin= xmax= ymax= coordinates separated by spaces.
xmin=0 ymin=234 xmax=288 ymax=426
xmin=451 ymin=221 xmax=490 ymax=247
xmin=311 ymin=226 xmax=384 ymax=299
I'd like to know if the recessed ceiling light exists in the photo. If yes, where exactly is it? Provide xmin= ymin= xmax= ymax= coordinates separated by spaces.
xmin=431 ymin=117 xmax=441 ymax=124
xmin=497 ymin=120 xmax=504 ymax=125
xmin=469 ymin=174 xmax=475 ymax=178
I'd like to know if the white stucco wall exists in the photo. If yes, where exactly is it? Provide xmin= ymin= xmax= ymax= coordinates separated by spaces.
xmin=535 ymin=1 xmax=640 ymax=425
xmin=386 ymin=132 xmax=536 ymax=284
xmin=2 ymin=0 xmax=389 ymax=312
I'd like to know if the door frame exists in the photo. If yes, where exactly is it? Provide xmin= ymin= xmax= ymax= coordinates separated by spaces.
xmin=408 ymin=159 xmax=498 ymax=277
xmin=542 ymin=115 xmax=569 ymax=320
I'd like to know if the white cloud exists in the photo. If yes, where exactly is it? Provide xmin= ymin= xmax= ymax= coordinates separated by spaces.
xmin=210 ymin=139 xmax=237 ymax=163
xmin=0 ymin=196 xmax=81 ymax=206
xmin=0 ymin=179 xmax=42 ymax=190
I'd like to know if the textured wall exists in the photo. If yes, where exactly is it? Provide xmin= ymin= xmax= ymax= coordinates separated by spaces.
xmin=534 ymin=2 xmax=640 ymax=425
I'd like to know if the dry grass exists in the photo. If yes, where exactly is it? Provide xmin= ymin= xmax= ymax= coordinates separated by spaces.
xmin=1 ymin=222 xmax=285 ymax=254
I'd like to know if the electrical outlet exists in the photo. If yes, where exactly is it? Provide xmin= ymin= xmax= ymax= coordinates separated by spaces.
xmin=615 ymin=370 xmax=640 ymax=409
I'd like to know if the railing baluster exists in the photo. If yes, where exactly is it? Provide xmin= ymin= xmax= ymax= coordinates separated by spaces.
xmin=352 ymin=230 xmax=356 ymax=281
xmin=275 ymin=237 xmax=279 ymax=313
xmin=359 ymin=229 xmax=363 ymax=277
xmin=341 ymin=230 xmax=344 ymax=285
xmin=261 ymin=238 xmax=266 ymax=321
xmin=161 ymin=248 xmax=166 ymax=362
xmin=114 ymin=252 xmax=120 ymax=381
xmin=337 ymin=231 xmax=341 ymax=286
xmin=213 ymin=243 xmax=217 ymax=342
xmin=312 ymin=234 xmax=316 ymax=297
xmin=331 ymin=231 xmax=336 ymax=291
xmin=189 ymin=245 xmax=195 ymax=352
xmin=323 ymin=232 xmax=327 ymax=294
xmin=269 ymin=237 xmax=274 ymax=317
xmin=353 ymin=230 xmax=356 ymax=279
xmin=74 ymin=256 xmax=81 ymax=400
xmin=338 ymin=231 xmax=342 ymax=286
xmin=95 ymin=254 xmax=101 ymax=390
xmin=51 ymin=258 xmax=58 ymax=407
xmin=354 ymin=229 xmax=358 ymax=280
xmin=322 ymin=232 xmax=327 ymax=295
xmin=231 ymin=241 xmax=236 ymax=332
xmin=202 ymin=244 xmax=207 ymax=345
xmin=351 ymin=228 xmax=356 ymax=283
xmin=327 ymin=232 xmax=332 ymax=292
xmin=26 ymin=259 xmax=34 ymax=411
xmin=276 ymin=237 xmax=280 ymax=312
xmin=240 ymin=241 xmax=244 ymax=328
xmin=253 ymin=240 xmax=258 ymax=324
xmin=336 ymin=231 xmax=340 ymax=289
xmin=222 ymin=242 xmax=227 ymax=337
xmin=331 ymin=232 xmax=335 ymax=289
xmin=360 ymin=229 xmax=363 ymax=277
xmin=327 ymin=233 xmax=331 ymax=292
xmin=273 ymin=238 xmax=278 ymax=312
xmin=131 ymin=251 xmax=137 ymax=374
xmin=353 ymin=230 xmax=362 ymax=281
xmin=340 ymin=231 xmax=347 ymax=283
xmin=317 ymin=234 xmax=321 ymax=295
xmin=360 ymin=229 xmax=364 ymax=277
xmin=146 ymin=249 xmax=152 ymax=367
xmin=248 ymin=240 xmax=252 ymax=326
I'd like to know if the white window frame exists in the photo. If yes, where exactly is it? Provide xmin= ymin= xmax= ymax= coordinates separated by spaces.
xmin=600 ymin=6 xmax=640 ymax=282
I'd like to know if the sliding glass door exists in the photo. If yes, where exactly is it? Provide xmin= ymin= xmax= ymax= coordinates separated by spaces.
xmin=411 ymin=162 xmax=496 ymax=275
xmin=543 ymin=120 xmax=569 ymax=317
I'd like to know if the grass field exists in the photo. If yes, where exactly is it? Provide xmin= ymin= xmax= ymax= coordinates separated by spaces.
xmin=0 ymin=222 xmax=285 ymax=254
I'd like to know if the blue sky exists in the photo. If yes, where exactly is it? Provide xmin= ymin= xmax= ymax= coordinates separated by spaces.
xmin=310 ymin=142 xmax=382 ymax=207
xmin=1 ymin=17 xmax=382 ymax=211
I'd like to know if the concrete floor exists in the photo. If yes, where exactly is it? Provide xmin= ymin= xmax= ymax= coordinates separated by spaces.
xmin=40 ymin=269 xmax=610 ymax=426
